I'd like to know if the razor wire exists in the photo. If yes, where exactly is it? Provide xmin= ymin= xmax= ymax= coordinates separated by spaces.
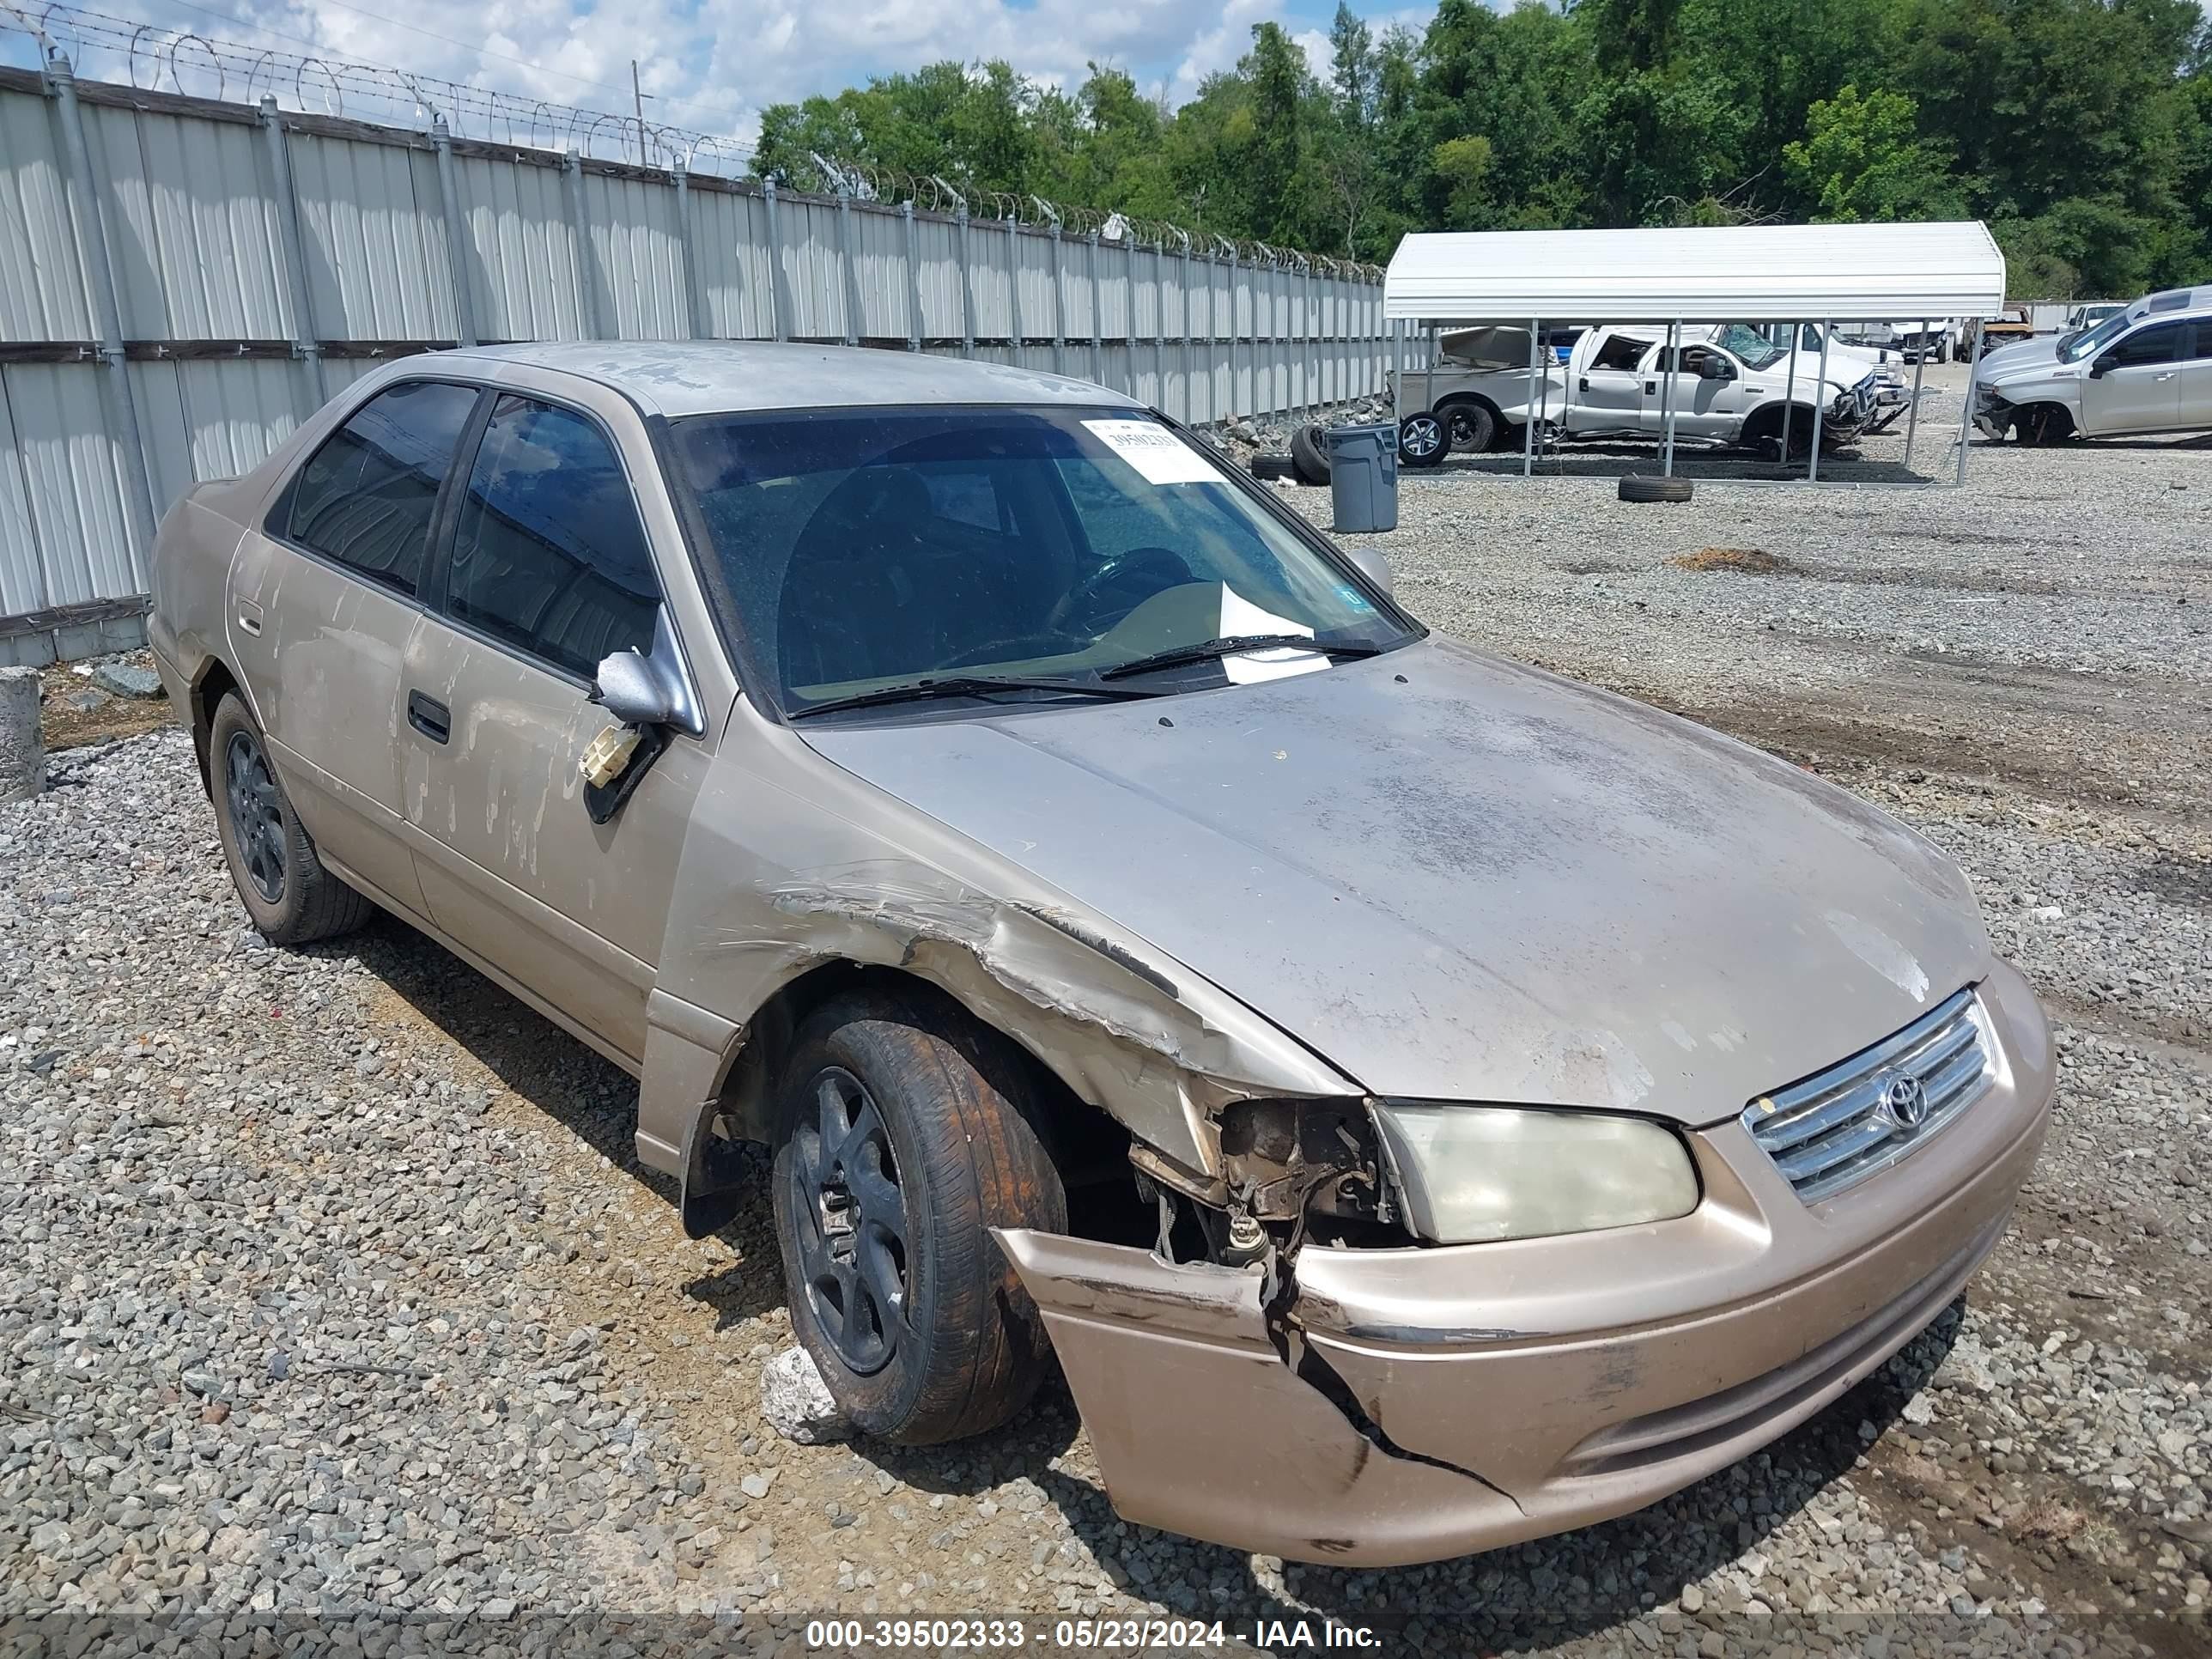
xmin=0 ymin=0 xmax=756 ymax=169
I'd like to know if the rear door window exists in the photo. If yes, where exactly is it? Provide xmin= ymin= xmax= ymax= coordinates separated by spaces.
xmin=441 ymin=394 xmax=662 ymax=680
xmin=283 ymin=380 xmax=479 ymax=596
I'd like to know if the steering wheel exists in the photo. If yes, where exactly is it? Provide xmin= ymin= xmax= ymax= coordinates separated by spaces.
xmin=1048 ymin=546 xmax=1194 ymax=634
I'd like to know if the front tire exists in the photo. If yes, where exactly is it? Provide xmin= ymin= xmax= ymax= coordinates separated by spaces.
xmin=209 ymin=693 xmax=372 ymax=945
xmin=1398 ymin=412 xmax=1447 ymax=468
xmin=771 ymin=988 xmax=1066 ymax=1445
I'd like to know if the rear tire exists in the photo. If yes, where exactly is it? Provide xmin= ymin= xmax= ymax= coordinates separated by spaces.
xmin=209 ymin=692 xmax=373 ymax=945
xmin=1620 ymin=473 xmax=1694 ymax=504
xmin=1443 ymin=402 xmax=1496 ymax=453
xmin=1398 ymin=412 xmax=1447 ymax=468
xmin=1290 ymin=422 xmax=1332 ymax=485
xmin=771 ymin=988 xmax=1067 ymax=1445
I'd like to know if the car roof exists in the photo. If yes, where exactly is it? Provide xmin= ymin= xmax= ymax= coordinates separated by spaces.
xmin=434 ymin=340 xmax=1148 ymax=419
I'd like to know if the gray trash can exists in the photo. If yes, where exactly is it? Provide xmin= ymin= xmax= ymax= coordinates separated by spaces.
xmin=1325 ymin=422 xmax=1398 ymax=533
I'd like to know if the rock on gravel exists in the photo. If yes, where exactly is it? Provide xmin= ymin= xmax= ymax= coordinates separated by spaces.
xmin=760 ymin=1346 xmax=851 ymax=1444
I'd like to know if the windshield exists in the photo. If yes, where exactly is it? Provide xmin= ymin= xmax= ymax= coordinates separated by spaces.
xmin=2060 ymin=309 xmax=2135 ymax=362
xmin=1714 ymin=325 xmax=1788 ymax=371
xmin=668 ymin=405 xmax=1413 ymax=716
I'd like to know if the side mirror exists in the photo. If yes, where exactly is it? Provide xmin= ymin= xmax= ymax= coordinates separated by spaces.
xmin=1697 ymin=357 xmax=1734 ymax=381
xmin=591 ymin=607 xmax=703 ymax=734
xmin=2088 ymin=357 xmax=2112 ymax=379
xmin=593 ymin=649 xmax=677 ymax=727
xmin=1346 ymin=544 xmax=1394 ymax=597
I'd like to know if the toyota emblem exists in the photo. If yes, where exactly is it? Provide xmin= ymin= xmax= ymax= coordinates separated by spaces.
xmin=1882 ymin=1073 xmax=1930 ymax=1132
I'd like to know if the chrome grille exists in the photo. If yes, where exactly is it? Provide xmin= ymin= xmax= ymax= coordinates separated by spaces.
xmin=1741 ymin=988 xmax=1995 ymax=1203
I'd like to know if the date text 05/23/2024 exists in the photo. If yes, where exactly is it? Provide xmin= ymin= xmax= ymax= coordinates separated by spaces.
xmin=803 ymin=1618 xmax=1386 ymax=1650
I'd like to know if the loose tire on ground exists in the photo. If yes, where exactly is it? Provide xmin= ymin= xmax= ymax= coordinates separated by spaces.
xmin=1290 ymin=422 xmax=1332 ymax=485
xmin=771 ymin=988 xmax=1067 ymax=1445
xmin=1619 ymin=473 xmax=1694 ymax=504
xmin=1443 ymin=402 xmax=1496 ymax=453
xmin=1249 ymin=453 xmax=1297 ymax=482
xmin=208 ymin=691 xmax=374 ymax=945
xmin=1398 ymin=412 xmax=1447 ymax=468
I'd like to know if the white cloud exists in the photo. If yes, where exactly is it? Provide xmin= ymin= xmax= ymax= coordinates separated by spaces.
xmin=1166 ymin=0 xmax=1283 ymax=105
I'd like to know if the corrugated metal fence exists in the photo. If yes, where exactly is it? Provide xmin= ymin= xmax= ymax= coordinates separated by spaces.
xmin=0 ymin=60 xmax=1419 ymax=665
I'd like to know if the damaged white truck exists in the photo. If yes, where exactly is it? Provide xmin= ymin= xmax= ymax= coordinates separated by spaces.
xmin=151 ymin=341 xmax=2054 ymax=1567
xmin=1393 ymin=322 xmax=1898 ymax=465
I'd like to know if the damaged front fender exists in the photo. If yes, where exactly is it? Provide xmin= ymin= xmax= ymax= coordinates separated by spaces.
xmin=638 ymin=726 xmax=1364 ymax=1204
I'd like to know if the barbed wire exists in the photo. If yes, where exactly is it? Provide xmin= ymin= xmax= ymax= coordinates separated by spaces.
xmin=0 ymin=0 xmax=756 ymax=168
xmin=0 ymin=1 xmax=1382 ymax=274
xmin=774 ymin=156 xmax=1382 ymax=276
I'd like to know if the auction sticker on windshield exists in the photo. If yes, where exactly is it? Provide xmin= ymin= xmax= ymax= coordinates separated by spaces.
xmin=1083 ymin=419 xmax=1220 ymax=485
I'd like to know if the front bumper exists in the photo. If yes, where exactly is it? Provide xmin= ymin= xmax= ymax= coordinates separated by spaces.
xmin=998 ymin=960 xmax=2052 ymax=1567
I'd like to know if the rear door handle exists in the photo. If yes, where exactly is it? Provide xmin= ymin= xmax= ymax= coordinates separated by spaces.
xmin=235 ymin=600 xmax=263 ymax=636
xmin=407 ymin=690 xmax=451 ymax=744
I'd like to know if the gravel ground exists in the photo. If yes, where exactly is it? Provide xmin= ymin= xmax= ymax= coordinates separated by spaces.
xmin=3 ymin=381 xmax=2209 ymax=1656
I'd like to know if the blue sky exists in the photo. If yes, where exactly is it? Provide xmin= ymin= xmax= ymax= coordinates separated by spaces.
xmin=3 ymin=0 xmax=1443 ymax=149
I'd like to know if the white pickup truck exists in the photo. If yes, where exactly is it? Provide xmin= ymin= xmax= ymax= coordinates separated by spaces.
xmin=1392 ymin=323 xmax=1885 ymax=466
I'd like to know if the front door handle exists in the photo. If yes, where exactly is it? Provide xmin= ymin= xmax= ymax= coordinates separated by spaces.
xmin=407 ymin=690 xmax=451 ymax=744
xmin=2154 ymin=370 xmax=2177 ymax=380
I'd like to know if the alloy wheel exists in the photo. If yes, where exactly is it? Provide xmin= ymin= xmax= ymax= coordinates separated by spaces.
xmin=788 ymin=1066 xmax=910 ymax=1374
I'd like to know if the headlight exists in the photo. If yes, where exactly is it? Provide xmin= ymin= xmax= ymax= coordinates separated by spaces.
xmin=1370 ymin=1103 xmax=1699 ymax=1244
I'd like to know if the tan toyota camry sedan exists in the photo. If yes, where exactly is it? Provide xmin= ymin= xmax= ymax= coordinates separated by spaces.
xmin=149 ymin=343 xmax=2052 ymax=1567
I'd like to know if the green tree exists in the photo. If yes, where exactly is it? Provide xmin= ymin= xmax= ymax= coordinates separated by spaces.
xmin=1783 ymin=84 xmax=1965 ymax=222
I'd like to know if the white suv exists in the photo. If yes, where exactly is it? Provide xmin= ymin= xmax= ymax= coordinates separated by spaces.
xmin=1975 ymin=287 xmax=2212 ymax=444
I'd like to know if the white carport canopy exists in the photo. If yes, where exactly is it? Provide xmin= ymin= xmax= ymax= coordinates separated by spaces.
xmin=1382 ymin=221 xmax=2006 ymax=324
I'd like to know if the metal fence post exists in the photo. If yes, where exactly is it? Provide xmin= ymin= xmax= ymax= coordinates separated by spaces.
xmin=902 ymin=201 xmax=921 ymax=352
xmin=1807 ymin=321 xmax=1832 ymax=482
xmin=429 ymin=115 xmax=478 ymax=347
xmin=257 ymin=96 xmax=326 ymax=411
xmin=1122 ymin=232 xmax=1139 ymax=396
xmin=1006 ymin=214 xmax=1023 ymax=362
xmin=1227 ymin=246 xmax=1241 ymax=419
xmin=1048 ymin=223 xmax=1065 ymax=376
xmin=762 ymin=179 xmax=790 ymax=342
xmin=1086 ymin=230 xmax=1102 ymax=386
xmin=1901 ymin=317 xmax=1928 ymax=471
xmin=1522 ymin=315 xmax=1540 ymax=478
xmin=1180 ymin=237 xmax=1194 ymax=425
xmin=42 ymin=55 xmax=157 ymax=584
xmin=1779 ymin=324 xmax=1798 ymax=461
xmin=672 ymin=161 xmax=702 ymax=339
xmin=1954 ymin=323 xmax=1984 ymax=487
xmin=836 ymin=188 xmax=860 ymax=347
xmin=1661 ymin=320 xmax=1683 ymax=476
xmin=957 ymin=204 xmax=975 ymax=358
xmin=561 ymin=150 xmax=605 ymax=340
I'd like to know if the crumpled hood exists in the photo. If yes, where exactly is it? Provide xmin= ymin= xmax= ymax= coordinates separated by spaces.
xmin=800 ymin=640 xmax=1992 ymax=1125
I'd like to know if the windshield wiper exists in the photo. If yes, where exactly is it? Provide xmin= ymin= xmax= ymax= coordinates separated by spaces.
xmin=1100 ymin=634 xmax=1383 ymax=681
xmin=788 ymin=673 xmax=1159 ymax=720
